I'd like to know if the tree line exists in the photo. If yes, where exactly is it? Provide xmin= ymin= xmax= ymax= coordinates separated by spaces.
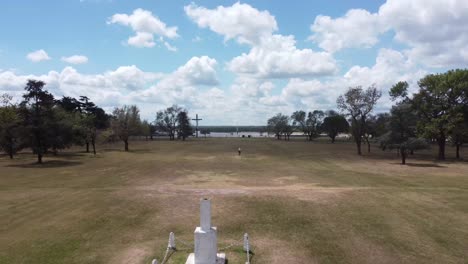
xmin=0 ymin=80 xmax=193 ymax=163
xmin=267 ymin=69 xmax=468 ymax=164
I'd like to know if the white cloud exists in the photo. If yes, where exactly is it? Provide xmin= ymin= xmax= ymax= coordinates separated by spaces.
xmin=127 ymin=32 xmax=155 ymax=48
xmin=228 ymin=34 xmax=337 ymax=78
xmin=61 ymin=55 xmax=89 ymax=64
xmin=135 ymin=56 xmax=218 ymax=104
xmin=26 ymin=49 xmax=51 ymax=62
xmin=379 ymin=0 xmax=468 ymax=67
xmin=108 ymin=8 xmax=178 ymax=49
xmin=164 ymin=41 xmax=177 ymax=52
xmin=309 ymin=0 xmax=468 ymax=67
xmin=186 ymin=3 xmax=337 ymax=79
xmin=275 ymin=48 xmax=426 ymax=112
xmin=310 ymin=9 xmax=386 ymax=53
xmin=1 ymin=49 xmax=429 ymax=124
xmin=185 ymin=2 xmax=277 ymax=45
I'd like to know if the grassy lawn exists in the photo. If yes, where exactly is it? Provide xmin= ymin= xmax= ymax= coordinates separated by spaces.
xmin=1 ymin=138 xmax=468 ymax=264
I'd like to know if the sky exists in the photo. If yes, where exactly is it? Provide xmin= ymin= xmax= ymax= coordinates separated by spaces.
xmin=1 ymin=0 xmax=467 ymax=125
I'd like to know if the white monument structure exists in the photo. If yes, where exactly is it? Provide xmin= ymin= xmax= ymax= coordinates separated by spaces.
xmin=186 ymin=198 xmax=226 ymax=264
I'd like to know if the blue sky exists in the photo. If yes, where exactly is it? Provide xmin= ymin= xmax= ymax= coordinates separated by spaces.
xmin=1 ymin=0 xmax=467 ymax=125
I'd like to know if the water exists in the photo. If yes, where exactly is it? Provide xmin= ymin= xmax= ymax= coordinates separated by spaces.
xmin=202 ymin=132 xmax=271 ymax=138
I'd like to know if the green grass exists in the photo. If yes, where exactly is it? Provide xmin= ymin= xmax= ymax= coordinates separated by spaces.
xmin=1 ymin=138 xmax=468 ymax=263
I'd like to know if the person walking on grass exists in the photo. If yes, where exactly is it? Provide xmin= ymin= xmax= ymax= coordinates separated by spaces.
xmin=238 ymin=147 xmax=242 ymax=156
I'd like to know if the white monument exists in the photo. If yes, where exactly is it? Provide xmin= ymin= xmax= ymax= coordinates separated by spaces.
xmin=186 ymin=198 xmax=226 ymax=264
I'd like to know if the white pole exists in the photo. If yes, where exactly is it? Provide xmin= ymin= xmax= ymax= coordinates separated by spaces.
xmin=168 ymin=232 xmax=176 ymax=249
xmin=244 ymin=233 xmax=250 ymax=264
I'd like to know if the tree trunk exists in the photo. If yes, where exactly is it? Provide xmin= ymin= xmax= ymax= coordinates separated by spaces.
xmin=437 ymin=135 xmax=446 ymax=160
xmin=86 ymin=142 xmax=89 ymax=153
xmin=38 ymin=153 xmax=42 ymax=164
xmin=92 ymin=139 xmax=96 ymax=155
xmin=9 ymin=150 xmax=13 ymax=159
xmin=331 ymin=136 xmax=335 ymax=143
xmin=410 ymin=149 xmax=414 ymax=155
xmin=124 ymin=140 xmax=129 ymax=151
xmin=150 ymin=134 xmax=153 ymax=141
xmin=367 ymin=139 xmax=371 ymax=153
xmin=355 ymin=138 xmax=362 ymax=155
xmin=456 ymin=144 xmax=460 ymax=159
xmin=400 ymin=148 xmax=406 ymax=165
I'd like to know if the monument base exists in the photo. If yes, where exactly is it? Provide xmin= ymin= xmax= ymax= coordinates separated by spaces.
xmin=185 ymin=253 xmax=226 ymax=264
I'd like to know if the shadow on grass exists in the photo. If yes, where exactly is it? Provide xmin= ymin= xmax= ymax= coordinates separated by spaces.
xmin=99 ymin=148 xmax=153 ymax=154
xmin=389 ymin=162 xmax=447 ymax=168
xmin=6 ymin=160 xmax=83 ymax=168
xmin=406 ymin=163 xmax=447 ymax=168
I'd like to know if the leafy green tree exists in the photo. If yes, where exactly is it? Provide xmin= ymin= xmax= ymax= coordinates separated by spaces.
xmin=392 ymin=70 xmax=468 ymax=160
xmin=141 ymin=120 xmax=151 ymax=140
xmin=450 ymin=108 xmax=468 ymax=159
xmin=0 ymin=94 xmax=23 ymax=158
xmin=57 ymin=96 xmax=109 ymax=154
xmin=337 ymin=85 xmax=381 ymax=155
xmin=20 ymin=80 xmax=56 ymax=163
xmin=177 ymin=111 xmax=193 ymax=140
xmin=155 ymin=105 xmax=182 ymax=140
xmin=291 ymin=110 xmax=324 ymax=141
xmin=111 ymin=105 xmax=141 ymax=151
xmin=321 ymin=112 xmax=349 ymax=143
xmin=380 ymin=103 xmax=429 ymax=164
xmin=267 ymin=113 xmax=291 ymax=140
xmin=362 ymin=113 xmax=391 ymax=153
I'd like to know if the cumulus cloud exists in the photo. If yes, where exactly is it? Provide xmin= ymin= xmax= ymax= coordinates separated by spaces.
xmin=186 ymin=2 xmax=337 ymax=79
xmin=26 ymin=49 xmax=51 ymax=62
xmin=108 ymin=8 xmax=178 ymax=50
xmin=379 ymin=0 xmax=468 ymax=67
xmin=309 ymin=0 xmax=468 ymax=67
xmin=185 ymin=2 xmax=277 ymax=45
xmin=61 ymin=55 xmax=89 ymax=64
xmin=310 ymin=9 xmax=386 ymax=53
xmin=228 ymin=34 xmax=337 ymax=78
xmin=127 ymin=32 xmax=155 ymax=48
xmin=1 ymin=49 xmax=429 ymax=124
xmin=134 ymin=56 xmax=218 ymax=105
xmin=0 ymin=65 xmax=163 ymax=109
xmin=275 ymin=48 xmax=426 ymax=112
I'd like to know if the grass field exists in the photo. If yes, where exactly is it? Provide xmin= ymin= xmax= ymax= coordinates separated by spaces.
xmin=1 ymin=138 xmax=468 ymax=264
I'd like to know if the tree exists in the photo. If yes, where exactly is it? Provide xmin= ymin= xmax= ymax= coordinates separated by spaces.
xmin=20 ymin=80 xmax=56 ymax=163
xmin=362 ymin=113 xmax=390 ymax=153
xmin=86 ymin=105 xmax=109 ymax=155
xmin=0 ymin=94 xmax=23 ymax=158
xmin=291 ymin=110 xmax=324 ymax=141
xmin=177 ymin=111 xmax=193 ymax=140
xmin=380 ymin=135 xmax=429 ymax=165
xmin=450 ymin=107 xmax=468 ymax=159
xmin=111 ymin=105 xmax=141 ymax=151
xmin=321 ymin=112 xmax=349 ymax=143
xmin=337 ymin=85 xmax=381 ymax=155
xmin=200 ymin=129 xmax=211 ymax=138
xmin=141 ymin=120 xmax=151 ymax=140
xmin=149 ymin=123 xmax=156 ymax=140
xmin=379 ymin=102 xmax=428 ymax=164
xmin=267 ymin=113 xmax=291 ymax=140
xmin=57 ymin=96 xmax=109 ymax=155
xmin=155 ymin=105 xmax=182 ymax=140
xmin=393 ymin=70 xmax=468 ymax=160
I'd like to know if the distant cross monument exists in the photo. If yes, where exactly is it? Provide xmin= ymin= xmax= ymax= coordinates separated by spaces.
xmin=186 ymin=198 xmax=226 ymax=264
xmin=192 ymin=114 xmax=202 ymax=138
